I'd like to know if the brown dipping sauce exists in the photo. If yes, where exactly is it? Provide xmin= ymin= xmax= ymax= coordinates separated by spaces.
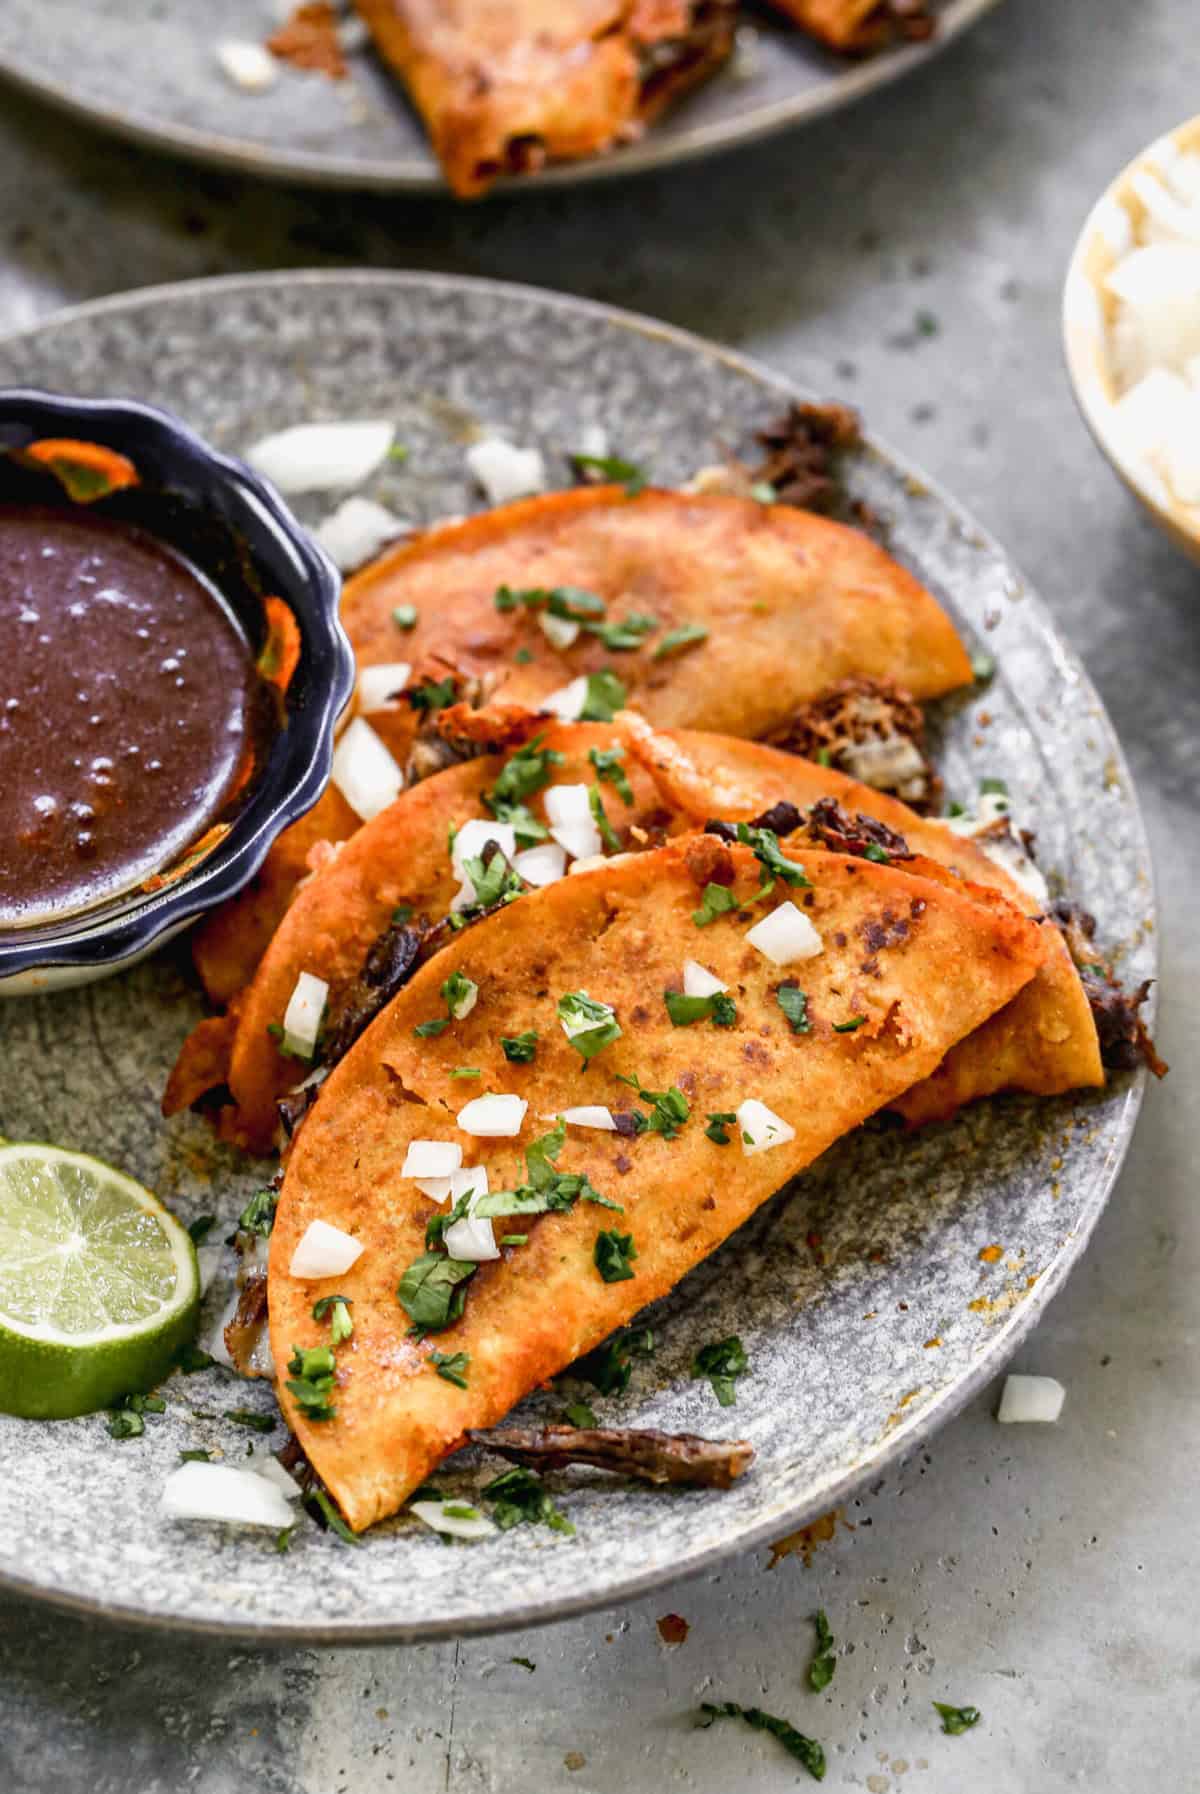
xmin=0 ymin=502 xmax=266 ymax=928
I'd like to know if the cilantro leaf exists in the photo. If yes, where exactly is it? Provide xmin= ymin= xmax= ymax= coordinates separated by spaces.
xmin=583 ymin=612 xmax=658 ymax=650
xmin=396 ymin=1254 xmax=476 ymax=1334
xmin=594 ymin=1229 xmax=637 ymax=1282
xmin=407 ymin=676 xmax=457 ymax=713
xmin=413 ymin=1017 xmax=450 ymax=1038
xmin=429 ymin=1349 xmax=470 ymax=1389
xmin=588 ymin=744 xmax=635 ymax=805
xmin=391 ymin=604 xmax=418 ymax=630
xmin=809 ymin=1609 xmax=836 ymax=1691
xmin=736 ymin=823 xmax=811 ymax=891
xmin=306 ymin=1486 xmax=360 ymax=1546
xmin=187 ymin=1214 xmax=216 ymax=1244
xmin=564 ymin=1401 xmax=597 ymax=1428
xmin=501 ymin=1029 xmax=539 ymax=1063
xmin=105 ymin=1408 xmax=145 ymax=1441
xmin=484 ymin=1466 xmax=575 ymax=1535
xmin=704 ymin=1110 xmax=737 ymax=1145
xmin=664 ymin=989 xmax=737 ymax=1028
xmin=933 ymin=1702 xmax=980 ymax=1736
xmin=693 ymin=882 xmax=737 ymax=927
xmin=570 ymin=451 xmax=648 ymax=496
xmin=692 ymin=1335 xmax=748 ymax=1406
xmin=312 ymin=1294 xmax=354 ymax=1345
xmin=284 ymin=1345 xmax=337 ymax=1422
xmin=175 ymin=1342 xmax=216 ymax=1374
xmin=699 ymin=1703 xmax=825 ymax=1781
xmin=557 ymin=991 xmax=622 ymax=1062
xmin=776 ymin=983 xmax=811 ymax=1033
xmin=572 ymin=1326 xmax=654 ymax=1395
xmin=484 ymin=735 xmax=564 ymax=843
xmin=237 ymin=1188 xmax=278 ymax=1237
xmin=225 ymin=1407 xmax=276 ymax=1434
xmin=653 ymin=623 xmax=708 ymax=659
xmin=588 ymin=783 xmax=621 ymax=852
xmin=580 ymin=670 xmax=627 ymax=722
xmin=834 ymin=1016 xmax=867 ymax=1033
xmin=462 ymin=851 xmax=525 ymax=911
xmin=442 ymin=970 xmax=477 ymax=1019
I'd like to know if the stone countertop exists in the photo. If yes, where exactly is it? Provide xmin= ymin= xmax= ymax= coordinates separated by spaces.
xmin=1 ymin=0 xmax=1197 ymax=1788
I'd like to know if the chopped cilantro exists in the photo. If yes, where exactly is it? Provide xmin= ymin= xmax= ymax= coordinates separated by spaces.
xmin=809 ymin=1610 xmax=836 ymax=1691
xmin=933 ymin=1702 xmax=980 ymax=1736
xmin=862 ymin=842 xmax=890 ymax=863
xmin=484 ymin=734 xmax=563 ymax=844
xmin=105 ymin=1407 xmax=144 ymax=1441
xmin=584 ymin=611 xmax=658 ymax=650
xmin=664 ymin=989 xmax=736 ymax=1028
xmin=704 ymin=1110 xmax=737 ymax=1145
xmin=570 ymin=452 xmax=648 ymax=496
xmin=391 ymin=603 xmax=418 ymax=630
xmin=511 ymin=1656 xmax=537 ymax=1672
xmin=501 ymin=1029 xmax=539 ymax=1063
xmin=947 ymin=799 xmax=967 ymax=817
xmin=462 ymin=850 xmax=525 ymax=910
xmin=500 ymin=1233 xmax=527 ymax=1246
xmin=620 ymin=1079 xmax=690 ymax=1139
xmin=430 ymin=1349 xmax=470 ymax=1389
xmin=572 ymin=1326 xmax=654 ymax=1395
xmin=124 ymin=1393 xmax=166 ymax=1414
xmin=187 ymin=1214 xmax=216 ymax=1244
xmin=237 ymin=1188 xmax=278 ymax=1237
xmin=179 ymin=1448 xmax=211 ymax=1463
xmin=693 ymin=882 xmax=738 ymax=927
xmin=588 ymin=783 xmax=621 ymax=852
xmin=175 ymin=1342 xmax=216 ymax=1374
xmin=397 ymin=1252 xmax=476 ymax=1334
xmin=392 ymin=903 xmax=413 ymax=924
xmin=834 ymin=1016 xmax=867 ymax=1033
xmin=442 ymin=970 xmax=477 ymax=1019
xmin=224 ymin=1407 xmax=276 ymax=1434
xmin=312 ymin=1294 xmax=354 ymax=1345
xmin=736 ymin=822 xmax=811 ymax=892
xmin=275 ymin=1523 xmax=297 ymax=1553
xmin=776 ymin=983 xmax=811 ymax=1033
xmin=306 ymin=1486 xmax=360 ymax=1546
xmin=699 ymin=1702 xmax=825 ymax=1781
xmin=979 ymin=776 xmax=1008 ymax=798
xmin=514 ymin=646 xmax=532 ymax=664
xmin=484 ymin=1466 xmax=575 ymax=1534
xmin=692 ymin=1335 xmax=748 ymax=1406
xmin=588 ymin=745 xmax=635 ymax=805
xmin=450 ymin=1066 xmax=481 ymax=1079
xmin=284 ymin=1345 xmax=337 ymax=1421
xmin=557 ymin=990 xmax=622 ymax=1062
xmin=653 ymin=623 xmax=708 ymax=659
xmin=474 ymin=1120 xmax=620 ymax=1220
xmin=564 ymin=1400 xmax=597 ymax=1428
xmin=580 ymin=669 xmax=627 ymax=722
xmin=408 ymin=676 xmax=457 ymax=713
xmin=495 ymin=583 xmax=605 ymax=619
xmin=413 ymin=1017 xmax=451 ymax=1038
xmin=815 ymin=747 xmax=833 ymax=767
xmin=594 ymin=1229 xmax=637 ymax=1282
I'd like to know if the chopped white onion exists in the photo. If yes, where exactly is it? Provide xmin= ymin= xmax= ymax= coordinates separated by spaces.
xmin=744 ymin=902 xmax=823 ymax=966
xmin=215 ymin=40 xmax=278 ymax=92
xmin=289 ymin=1218 xmax=364 ymax=1279
xmin=449 ymin=1165 xmax=489 ymax=1206
xmin=539 ymin=612 xmax=580 ymax=650
xmin=315 ymin=496 xmax=410 ymax=572
xmin=356 ymin=662 xmax=411 ymax=713
xmin=540 ymin=675 xmax=588 ymax=722
xmin=415 ymin=1177 xmax=454 ymax=1205
xmin=162 ymin=1462 xmax=295 ymax=1531
xmin=254 ymin=1457 xmax=304 ymax=1501
xmin=544 ymin=784 xmax=602 ymax=861
xmin=281 ymin=971 xmax=328 ymax=1060
xmin=410 ymin=1498 xmax=498 ymax=1540
xmin=682 ymin=958 xmax=727 ymax=998
xmin=331 ymin=717 xmax=404 ymax=822
xmin=559 ymin=1106 xmax=616 ymax=1130
xmin=245 ymin=419 xmax=395 ymax=495
xmin=513 ymin=843 xmax=567 ymax=887
xmin=444 ymin=1213 xmax=500 ymax=1262
xmin=456 ymin=1093 xmax=528 ymax=1137
xmin=1104 ymin=245 xmax=1200 ymax=381
xmin=465 ymin=437 xmax=546 ymax=506
xmin=996 ymin=1374 xmax=1066 ymax=1424
xmin=451 ymin=818 xmax=517 ymax=880
xmin=577 ymin=423 xmax=609 ymax=459
xmin=736 ymin=1098 xmax=796 ymax=1155
xmin=403 ymin=1140 xmax=463 ymax=1179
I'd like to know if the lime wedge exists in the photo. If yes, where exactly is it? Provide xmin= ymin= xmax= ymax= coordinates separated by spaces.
xmin=0 ymin=1143 xmax=199 ymax=1419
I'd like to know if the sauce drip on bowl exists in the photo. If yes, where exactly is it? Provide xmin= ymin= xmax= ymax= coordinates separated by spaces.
xmin=0 ymin=503 xmax=264 ymax=928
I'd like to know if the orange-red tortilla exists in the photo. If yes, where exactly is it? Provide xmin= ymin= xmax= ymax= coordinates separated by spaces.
xmin=270 ymin=837 xmax=1045 ymax=1530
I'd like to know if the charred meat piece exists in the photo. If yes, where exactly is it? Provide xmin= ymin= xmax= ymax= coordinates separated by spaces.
xmin=319 ymin=923 xmax=424 ymax=1068
xmin=805 ymin=796 xmax=914 ymax=861
xmin=474 ymin=1425 xmax=755 ymax=1490
xmin=767 ymin=676 xmax=937 ymax=810
xmin=1053 ymin=903 xmax=1167 ymax=1077
xmin=753 ymin=400 xmax=862 ymax=512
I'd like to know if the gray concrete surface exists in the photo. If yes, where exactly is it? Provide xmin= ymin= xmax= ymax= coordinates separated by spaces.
xmin=0 ymin=0 xmax=1197 ymax=1787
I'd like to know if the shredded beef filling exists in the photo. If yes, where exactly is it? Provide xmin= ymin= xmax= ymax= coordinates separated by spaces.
xmin=752 ymin=400 xmax=862 ymax=512
xmin=767 ymin=676 xmax=938 ymax=810
xmin=805 ymin=796 xmax=914 ymax=861
xmin=636 ymin=3 xmax=738 ymax=109
xmin=473 ymin=1424 xmax=754 ymax=1489
xmin=319 ymin=923 xmax=424 ymax=1069
xmin=1054 ymin=903 xmax=1167 ymax=1077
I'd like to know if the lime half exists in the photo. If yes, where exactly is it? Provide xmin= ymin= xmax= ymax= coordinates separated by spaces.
xmin=0 ymin=1143 xmax=199 ymax=1419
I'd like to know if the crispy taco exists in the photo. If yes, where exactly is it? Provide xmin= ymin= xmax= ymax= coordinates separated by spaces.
xmin=269 ymin=836 xmax=1046 ymax=1530
xmin=352 ymin=2 xmax=737 ymax=198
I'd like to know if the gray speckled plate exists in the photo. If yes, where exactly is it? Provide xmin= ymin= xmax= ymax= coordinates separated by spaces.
xmin=0 ymin=272 xmax=1153 ymax=1644
xmin=0 ymin=0 xmax=999 ymax=193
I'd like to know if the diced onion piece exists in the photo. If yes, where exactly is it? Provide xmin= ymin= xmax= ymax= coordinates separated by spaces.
xmin=315 ymin=496 xmax=410 ymax=572
xmin=977 ymin=833 xmax=1049 ymax=908
xmin=544 ymin=784 xmax=602 ymax=861
xmin=255 ymin=1457 xmax=304 ymax=1501
xmin=357 ymin=662 xmax=412 ymax=713
xmin=682 ymin=958 xmax=727 ymax=998
xmin=162 ymin=1462 xmax=295 ymax=1531
xmin=449 ymin=1165 xmax=489 ymax=1206
xmin=444 ymin=1214 xmax=500 ymax=1262
xmin=541 ymin=675 xmax=588 ymax=721
xmin=539 ymin=612 xmax=580 ymax=650
xmin=402 ymin=1140 xmax=463 ymax=1179
xmin=289 ymin=1218 xmax=364 ymax=1279
xmin=744 ymin=902 xmax=823 ymax=966
xmin=736 ymin=1098 xmax=796 ymax=1155
xmin=513 ymin=843 xmax=566 ymax=887
xmin=1129 ymin=167 xmax=1200 ymax=246
xmin=245 ymin=419 xmax=395 ymax=494
xmin=456 ymin=1094 xmax=528 ymax=1137
xmin=996 ymin=1374 xmax=1066 ymax=1424
xmin=1104 ymin=245 xmax=1200 ymax=379
xmin=577 ymin=422 xmax=609 ymax=458
xmin=559 ymin=1106 xmax=616 ymax=1130
xmin=1112 ymin=367 xmax=1194 ymax=458
xmin=451 ymin=818 xmax=518 ymax=879
xmin=281 ymin=970 xmax=328 ymax=1060
xmin=465 ymin=436 xmax=546 ymax=506
xmin=410 ymin=1499 xmax=498 ymax=1540
xmin=331 ymin=717 xmax=404 ymax=822
xmin=415 ymin=1177 xmax=453 ymax=1205
xmin=216 ymin=40 xmax=278 ymax=92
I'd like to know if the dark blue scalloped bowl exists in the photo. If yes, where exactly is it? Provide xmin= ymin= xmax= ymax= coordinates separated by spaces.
xmin=0 ymin=388 xmax=352 ymax=993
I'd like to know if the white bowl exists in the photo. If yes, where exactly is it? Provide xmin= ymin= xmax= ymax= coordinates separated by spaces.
xmin=1062 ymin=112 xmax=1200 ymax=565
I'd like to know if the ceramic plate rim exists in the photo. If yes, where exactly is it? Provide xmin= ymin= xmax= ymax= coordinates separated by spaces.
xmin=0 ymin=269 xmax=1154 ymax=1645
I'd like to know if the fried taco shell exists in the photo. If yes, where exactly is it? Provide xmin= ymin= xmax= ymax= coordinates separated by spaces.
xmin=269 ymin=838 xmax=1045 ymax=1529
